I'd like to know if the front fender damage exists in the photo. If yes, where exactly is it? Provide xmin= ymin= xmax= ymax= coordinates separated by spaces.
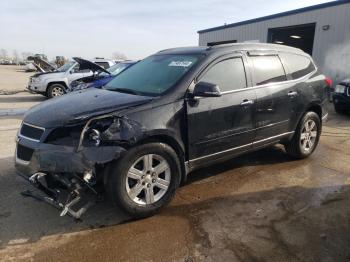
xmin=19 ymin=115 xmax=145 ymax=220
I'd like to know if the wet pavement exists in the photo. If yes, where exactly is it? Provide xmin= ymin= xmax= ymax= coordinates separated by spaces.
xmin=0 ymin=103 xmax=349 ymax=261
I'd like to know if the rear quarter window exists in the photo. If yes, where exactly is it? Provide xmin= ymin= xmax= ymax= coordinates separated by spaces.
xmin=250 ymin=55 xmax=287 ymax=86
xmin=279 ymin=53 xmax=316 ymax=79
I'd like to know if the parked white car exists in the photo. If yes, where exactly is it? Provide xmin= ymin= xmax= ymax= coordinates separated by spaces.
xmin=27 ymin=58 xmax=115 ymax=98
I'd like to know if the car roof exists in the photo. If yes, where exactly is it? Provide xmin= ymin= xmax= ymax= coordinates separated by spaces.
xmin=157 ymin=43 xmax=305 ymax=56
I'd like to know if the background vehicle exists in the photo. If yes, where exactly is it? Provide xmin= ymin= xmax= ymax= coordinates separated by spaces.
xmin=27 ymin=57 xmax=115 ymax=98
xmin=16 ymin=43 xmax=329 ymax=219
xmin=92 ymin=57 xmax=115 ymax=69
xmin=69 ymin=60 xmax=138 ymax=91
xmin=333 ymin=79 xmax=350 ymax=113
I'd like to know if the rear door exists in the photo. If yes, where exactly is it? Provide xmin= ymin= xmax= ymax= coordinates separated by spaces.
xmin=247 ymin=53 xmax=294 ymax=145
xmin=278 ymin=52 xmax=318 ymax=122
xmin=186 ymin=54 xmax=256 ymax=166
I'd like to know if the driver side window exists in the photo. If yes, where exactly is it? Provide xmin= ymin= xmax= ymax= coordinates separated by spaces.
xmin=72 ymin=64 xmax=90 ymax=73
xmin=200 ymin=57 xmax=247 ymax=92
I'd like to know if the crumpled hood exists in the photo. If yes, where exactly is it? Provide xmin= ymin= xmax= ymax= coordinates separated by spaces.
xmin=24 ymin=88 xmax=153 ymax=128
xmin=73 ymin=57 xmax=110 ymax=74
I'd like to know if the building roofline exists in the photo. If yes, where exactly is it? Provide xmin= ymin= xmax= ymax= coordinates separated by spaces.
xmin=198 ymin=0 xmax=350 ymax=34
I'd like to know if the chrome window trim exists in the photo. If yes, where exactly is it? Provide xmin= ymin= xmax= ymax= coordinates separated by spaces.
xmin=219 ymin=67 xmax=317 ymax=96
xmin=189 ymin=131 xmax=294 ymax=163
xmin=190 ymin=50 xmax=318 ymax=98
xmin=193 ymin=66 xmax=317 ymax=99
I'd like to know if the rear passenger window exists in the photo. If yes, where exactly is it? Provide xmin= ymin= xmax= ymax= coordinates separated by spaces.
xmin=279 ymin=53 xmax=316 ymax=79
xmin=200 ymin=57 xmax=246 ymax=92
xmin=250 ymin=55 xmax=287 ymax=85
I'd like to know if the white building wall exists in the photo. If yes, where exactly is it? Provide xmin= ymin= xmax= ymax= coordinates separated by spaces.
xmin=198 ymin=3 xmax=350 ymax=81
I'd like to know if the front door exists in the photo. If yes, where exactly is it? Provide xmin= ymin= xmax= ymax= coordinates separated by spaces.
xmin=186 ymin=55 xmax=256 ymax=167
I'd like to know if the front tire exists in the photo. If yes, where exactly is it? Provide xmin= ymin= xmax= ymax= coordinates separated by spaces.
xmin=285 ymin=112 xmax=321 ymax=159
xmin=106 ymin=143 xmax=181 ymax=218
xmin=47 ymin=84 xmax=65 ymax=98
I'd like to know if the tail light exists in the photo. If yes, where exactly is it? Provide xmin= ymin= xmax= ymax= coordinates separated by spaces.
xmin=324 ymin=77 xmax=333 ymax=88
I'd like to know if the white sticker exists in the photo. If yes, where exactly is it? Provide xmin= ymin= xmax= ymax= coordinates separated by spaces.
xmin=169 ymin=61 xmax=193 ymax=67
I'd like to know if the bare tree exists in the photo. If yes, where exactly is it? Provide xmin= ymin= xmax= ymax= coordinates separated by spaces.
xmin=13 ymin=49 xmax=19 ymax=64
xmin=112 ymin=51 xmax=127 ymax=60
xmin=0 ymin=49 xmax=8 ymax=59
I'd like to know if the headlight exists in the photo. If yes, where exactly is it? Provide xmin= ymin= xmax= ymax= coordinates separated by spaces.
xmin=31 ymin=77 xmax=41 ymax=83
xmin=76 ymin=114 xmax=142 ymax=151
xmin=86 ymin=129 xmax=101 ymax=146
xmin=335 ymin=85 xmax=346 ymax=94
xmin=81 ymin=117 xmax=121 ymax=148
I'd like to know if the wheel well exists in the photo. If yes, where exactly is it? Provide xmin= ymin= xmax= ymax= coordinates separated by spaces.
xmin=47 ymin=81 xmax=67 ymax=92
xmin=306 ymin=104 xmax=322 ymax=120
xmin=136 ymin=135 xmax=187 ymax=184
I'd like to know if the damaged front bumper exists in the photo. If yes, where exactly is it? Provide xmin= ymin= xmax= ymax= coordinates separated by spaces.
xmin=15 ymin=138 xmax=126 ymax=175
xmin=18 ymin=172 xmax=96 ymax=219
xmin=15 ymin=124 xmax=127 ymax=219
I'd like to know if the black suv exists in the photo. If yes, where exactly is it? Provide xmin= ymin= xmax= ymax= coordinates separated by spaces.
xmin=333 ymin=79 xmax=350 ymax=113
xmin=15 ymin=43 xmax=329 ymax=218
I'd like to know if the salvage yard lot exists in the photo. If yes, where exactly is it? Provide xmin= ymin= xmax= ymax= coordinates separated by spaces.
xmin=0 ymin=68 xmax=350 ymax=261
xmin=0 ymin=65 xmax=34 ymax=94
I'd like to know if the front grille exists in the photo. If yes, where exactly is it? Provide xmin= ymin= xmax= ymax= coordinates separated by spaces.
xmin=17 ymin=144 xmax=34 ymax=161
xmin=20 ymin=123 xmax=44 ymax=141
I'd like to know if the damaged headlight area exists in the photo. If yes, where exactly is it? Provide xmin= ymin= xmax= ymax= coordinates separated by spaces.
xmin=78 ymin=114 xmax=144 ymax=150
xmin=44 ymin=114 xmax=143 ymax=149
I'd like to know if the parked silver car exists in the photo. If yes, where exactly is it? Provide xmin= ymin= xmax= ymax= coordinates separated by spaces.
xmin=27 ymin=58 xmax=115 ymax=98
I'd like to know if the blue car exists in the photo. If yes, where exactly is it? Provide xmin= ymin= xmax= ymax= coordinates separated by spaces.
xmin=69 ymin=60 xmax=138 ymax=92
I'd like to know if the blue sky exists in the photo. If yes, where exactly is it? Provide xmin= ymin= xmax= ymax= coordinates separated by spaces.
xmin=0 ymin=0 xmax=333 ymax=60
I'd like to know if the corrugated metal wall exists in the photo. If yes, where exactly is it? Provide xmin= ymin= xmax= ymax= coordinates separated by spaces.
xmin=198 ymin=3 xmax=350 ymax=81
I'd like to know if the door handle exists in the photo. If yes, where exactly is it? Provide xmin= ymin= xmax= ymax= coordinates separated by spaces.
xmin=288 ymin=91 xmax=298 ymax=97
xmin=240 ymin=99 xmax=254 ymax=106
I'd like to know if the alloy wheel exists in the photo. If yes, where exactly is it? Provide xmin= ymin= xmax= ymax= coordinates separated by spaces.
xmin=300 ymin=119 xmax=317 ymax=152
xmin=125 ymin=154 xmax=171 ymax=205
xmin=51 ymin=86 xmax=64 ymax=97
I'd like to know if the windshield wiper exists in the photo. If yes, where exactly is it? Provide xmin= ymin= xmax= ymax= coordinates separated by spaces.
xmin=106 ymin=87 xmax=141 ymax=95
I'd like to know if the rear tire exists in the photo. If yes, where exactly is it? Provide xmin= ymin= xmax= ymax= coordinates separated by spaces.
xmin=285 ymin=112 xmax=321 ymax=159
xmin=47 ymin=84 xmax=65 ymax=98
xmin=106 ymin=143 xmax=181 ymax=218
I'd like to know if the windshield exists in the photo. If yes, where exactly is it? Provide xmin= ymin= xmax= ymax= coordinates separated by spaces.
xmin=105 ymin=54 xmax=200 ymax=96
xmin=102 ymin=63 xmax=133 ymax=76
xmin=56 ymin=61 xmax=75 ymax=72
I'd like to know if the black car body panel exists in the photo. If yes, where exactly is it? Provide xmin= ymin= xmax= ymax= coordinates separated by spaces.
xmin=24 ymin=88 xmax=153 ymax=127
xmin=333 ymin=79 xmax=350 ymax=110
xmin=15 ymin=43 xmax=328 ymax=218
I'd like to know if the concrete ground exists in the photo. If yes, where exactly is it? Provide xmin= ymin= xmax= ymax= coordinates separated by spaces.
xmin=0 ymin=91 xmax=349 ymax=261
xmin=0 ymin=65 xmax=34 ymax=94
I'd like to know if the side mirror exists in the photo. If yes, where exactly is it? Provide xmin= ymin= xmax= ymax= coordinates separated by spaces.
xmin=192 ymin=81 xmax=221 ymax=97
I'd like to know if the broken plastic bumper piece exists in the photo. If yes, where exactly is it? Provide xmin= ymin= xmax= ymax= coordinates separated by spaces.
xmin=17 ymin=171 xmax=99 ymax=220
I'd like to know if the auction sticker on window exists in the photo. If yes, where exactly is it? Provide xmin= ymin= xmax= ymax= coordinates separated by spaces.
xmin=169 ymin=61 xmax=193 ymax=67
